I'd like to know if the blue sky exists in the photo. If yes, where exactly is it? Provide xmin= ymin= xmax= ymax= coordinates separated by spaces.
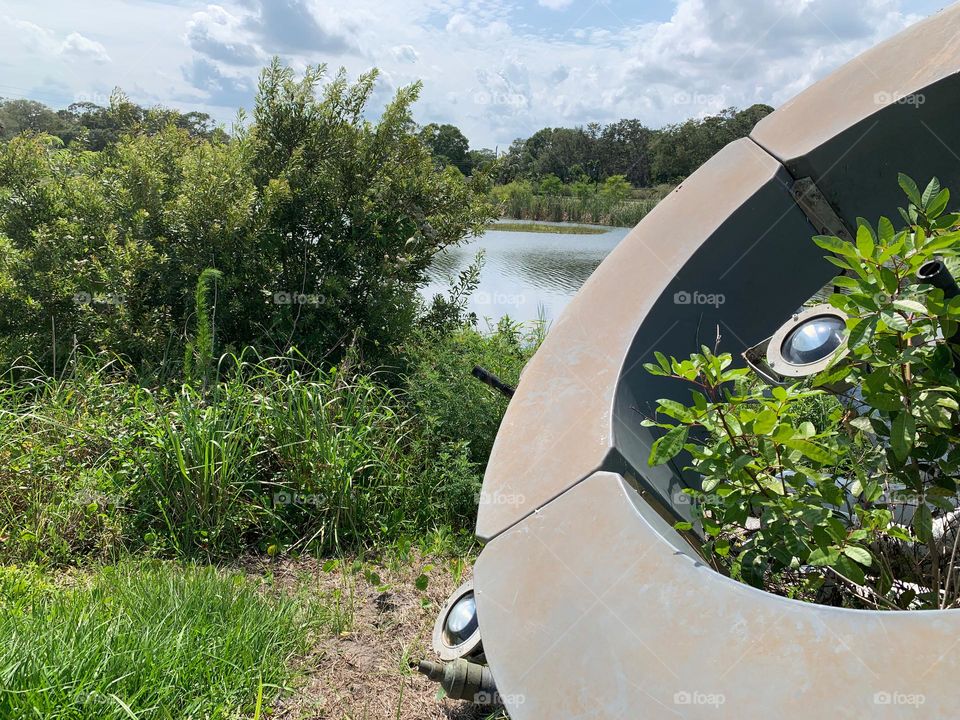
xmin=0 ymin=0 xmax=951 ymax=148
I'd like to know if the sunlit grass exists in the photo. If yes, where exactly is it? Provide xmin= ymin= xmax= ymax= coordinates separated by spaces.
xmin=488 ymin=221 xmax=610 ymax=234
xmin=0 ymin=562 xmax=313 ymax=719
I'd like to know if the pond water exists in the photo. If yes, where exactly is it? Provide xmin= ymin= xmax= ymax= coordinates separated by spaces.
xmin=422 ymin=221 xmax=631 ymax=327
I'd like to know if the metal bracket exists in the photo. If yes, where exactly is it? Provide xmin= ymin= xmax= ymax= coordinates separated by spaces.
xmin=790 ymin=177 xmax=854 ymax=241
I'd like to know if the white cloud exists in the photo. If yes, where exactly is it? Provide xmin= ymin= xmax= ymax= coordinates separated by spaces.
xmin=238 ymin=0 xmax=363 ymax=54
xmin=391 ymin=45 xmax=419 ymax=63
xmin=60 ymin=32 xmax=111 ymax=64
xmin=186 ymin=5 xmax=262 ymax=66
xmin=0 ymin=0 xmax=938 ymax=149
xmin=538 ymin=0 xmax=575 ymax=9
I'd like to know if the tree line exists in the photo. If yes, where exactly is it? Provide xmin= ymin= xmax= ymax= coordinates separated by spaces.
xmin=1 ymin=91 xmax=772 ymax=194
xmin=418 ymin=104 xmax=774 ymax=188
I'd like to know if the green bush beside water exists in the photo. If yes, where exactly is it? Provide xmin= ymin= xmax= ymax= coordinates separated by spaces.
xmin=0 ymin=322 xmax=540 ymax=565
xmin=0 ymin=58 xmax=541 ymax=717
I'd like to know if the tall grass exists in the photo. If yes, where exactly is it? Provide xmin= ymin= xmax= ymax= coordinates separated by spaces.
xmin=0 ymin=562 xmax=311 ymax=719
xmin=492 ymin=183 xmax=672 ymax=227
xmin=137 ymin=381 xmax=266 ymax=558
xmin=0 ymin=348 xmax=490 ymax=563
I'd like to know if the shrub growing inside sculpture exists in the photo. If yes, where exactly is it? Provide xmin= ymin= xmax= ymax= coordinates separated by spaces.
xmin=645 ymin=176 xmax=960 ymax=610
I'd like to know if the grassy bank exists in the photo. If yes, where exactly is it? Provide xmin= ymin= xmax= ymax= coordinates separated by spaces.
xmin=0 ymin=324 xmax=534 ymax=716
xmin=0 ymin=554 xmax=492 ymax=719
xmin=491 ymin=182 xmax=673 ymax=227
xmin=1 ymin=335 xmax=536 ymax=565
xmin=488 ymin=222 xmax=610 ymax=234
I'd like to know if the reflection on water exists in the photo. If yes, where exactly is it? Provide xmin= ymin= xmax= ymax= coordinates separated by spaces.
xmin=422 ymin=222 xmax=630 ymax=325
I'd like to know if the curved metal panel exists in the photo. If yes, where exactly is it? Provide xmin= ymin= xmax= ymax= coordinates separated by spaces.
xmin=476 ymin=138 xmax=826 ymax=540
xmin=476 ymin=472 xmax=960 ymax=719
xmin=751 ymin=3 xmax=960 ymax=227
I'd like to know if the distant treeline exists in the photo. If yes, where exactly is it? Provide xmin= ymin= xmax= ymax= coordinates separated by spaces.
xmin=418 ymin=104 xmax=774 ymax=187
xmin=0 ymin=94 xmax=225 ymax=150
xmin=1 ymin=93 xmax=772 ymax=190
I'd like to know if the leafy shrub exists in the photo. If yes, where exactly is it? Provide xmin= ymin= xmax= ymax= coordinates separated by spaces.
xmin=404 ymin=318 xmax=543 ymax=467
xmin=0 ymin=60 xmax=494 ymax=372
xmin=645 ymin=176 xmax=960 ymax=610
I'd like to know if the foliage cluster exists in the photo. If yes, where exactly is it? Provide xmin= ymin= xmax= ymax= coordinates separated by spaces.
xmin=646 ymin=176 xmax=960 ymax=610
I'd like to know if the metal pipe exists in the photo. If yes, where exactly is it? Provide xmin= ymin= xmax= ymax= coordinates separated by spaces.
xmin=917 ymin=257 xmax=960 ymax=299
xmin=417 ymin=658 xmax=499 ymax=704
xmin=917 ymin=257 xmax=960 ymax=373
xmin=471 ymin=365 xmax=515 ymax=399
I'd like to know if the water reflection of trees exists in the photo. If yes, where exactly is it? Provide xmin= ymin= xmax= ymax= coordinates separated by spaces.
xmin=500 ymin=250 xmax=601 ymax=293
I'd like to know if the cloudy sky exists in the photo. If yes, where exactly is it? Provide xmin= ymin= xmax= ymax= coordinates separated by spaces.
xmin=0 ymin=0 xmax=950 ymax=148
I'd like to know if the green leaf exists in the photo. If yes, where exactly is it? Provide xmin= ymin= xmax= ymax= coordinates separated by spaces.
xmin=856 ymin=224 xmax=875 ymax=259
xmin=753 ymin=409 xmax=777 ymax=435
xmin=913 ymin=503 xmax=933 ymax=544
xmin=656 ymin=399 xmax=693 ymax=422
xmin=834 ymin=555 xmax=866 ymax=586
xmin=893 ymin=299 xmax=927 ymax=315
xmin=890 ymin=412 xmax=916 ymax=462
xmin=847 ymin=316 xmax=877 ymax=350
xmin=808 ymin=546 xmax=840 ymax=566
xmin=648 ymin=425 xmax=688 ymax=466
xmin=922 ymin=177 xmax=941 ymax=208
xmin=781 ymin=437 xmax=840 ymax=465
xmin=831 ymin=275 xmax=860 ymax=290
xmin=928 ymin=188 xmax=950 ymax=218
xmin=415 ymin=574 xmax=429 ymax=591
xmin=842 ymin=545 xmax=873 ymax=567
xmin=878 ymin=216 xmax=895 ymax=243
xmin=899 ymin=173 xmax=922 ymax=207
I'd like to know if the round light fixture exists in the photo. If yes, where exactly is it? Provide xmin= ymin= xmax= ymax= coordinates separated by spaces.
xmin=432 ymin=580 xmax=484 ymax=661
xmin=766 ymin=304 xmax=848 ymax=378
xmin=444 ymin=592 xmax=478 ymax=646
xmin=780 ymin=315 xmax=846 ymax=365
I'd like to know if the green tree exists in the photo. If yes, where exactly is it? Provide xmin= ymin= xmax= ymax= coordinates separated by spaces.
xmin=599 ymin=174 xmax=632 ymax=202
xmin=0 ymin=60 xmax=495 ymax=370
xmin=419 ymin=122 xmax=472 ymax=174
xmin=539 ymin=174 xmax=563 ymax=196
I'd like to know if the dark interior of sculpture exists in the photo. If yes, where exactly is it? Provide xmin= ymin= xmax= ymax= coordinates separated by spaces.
xmin=608 ymin=69 xmax=960 ymax=532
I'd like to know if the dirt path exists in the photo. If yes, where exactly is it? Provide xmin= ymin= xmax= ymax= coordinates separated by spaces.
xmin=244 ymin=555 xmax=499 ymax=720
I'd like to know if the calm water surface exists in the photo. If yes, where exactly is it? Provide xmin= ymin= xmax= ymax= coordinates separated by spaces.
xmin=422 ymin=221 xmax=631 ymax=326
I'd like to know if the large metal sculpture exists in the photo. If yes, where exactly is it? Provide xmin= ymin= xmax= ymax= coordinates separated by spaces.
xmin=422 ymin=5 xmax=960 ymax=717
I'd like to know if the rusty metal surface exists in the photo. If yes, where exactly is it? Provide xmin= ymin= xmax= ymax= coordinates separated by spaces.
xmin=476 ymin=472 xmax=960 ymax=719
xmin=470 ymin=8 xmax=960 ymax=717
xmin=476 ymin=138 xmax=827 ymax=540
